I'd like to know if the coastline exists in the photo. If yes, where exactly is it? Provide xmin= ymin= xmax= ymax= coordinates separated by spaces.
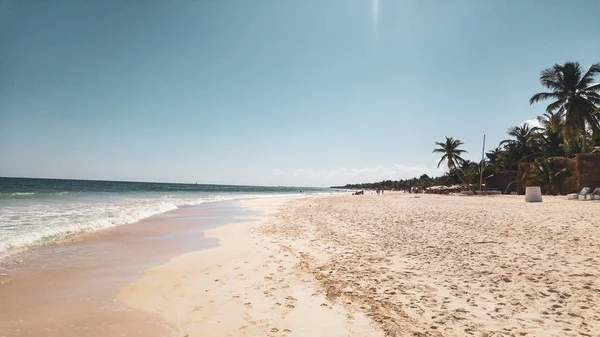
xmin=0 ymin=176 xmax=333 ymax=261
xmin=117 ymin=196 xmax=383 ymax=336
xmin=0 ymin=200 xmax=259 ymax=336
xmin=118 ymin=192 xmax=600 ymax=336
xmin=4 ymin=192 xmax=599 ymax=336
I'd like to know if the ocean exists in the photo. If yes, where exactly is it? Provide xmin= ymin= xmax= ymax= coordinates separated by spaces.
xmin=0 ymin=177 xmax=337 ymax=258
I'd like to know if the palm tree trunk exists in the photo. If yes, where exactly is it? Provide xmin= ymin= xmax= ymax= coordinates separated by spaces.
xmin=582 ymin=130 xmax=587 ymax=153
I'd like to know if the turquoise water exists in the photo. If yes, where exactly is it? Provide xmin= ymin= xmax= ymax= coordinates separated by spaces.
xmin=0 ymin=177 xmax=337 ymax=257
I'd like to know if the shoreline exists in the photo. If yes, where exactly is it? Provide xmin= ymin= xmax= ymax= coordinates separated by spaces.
xmin=0 ymin=193 xmax=317 ymax=263
xmin=0 ymin=199 xmax=259 ymax=336
xmin=0 ymin=177 xmax=337 ymax=262
xmin=118 ymin=192 xmax=600 ymax=336
xmin=118 ymin=195 xmax=383 ymax=336
xmin=4 ymin=192 xmax=597 ymax=335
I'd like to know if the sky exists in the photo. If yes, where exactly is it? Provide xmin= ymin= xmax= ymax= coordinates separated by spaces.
xmin=1 ymin=0 xmax=599 ymax=186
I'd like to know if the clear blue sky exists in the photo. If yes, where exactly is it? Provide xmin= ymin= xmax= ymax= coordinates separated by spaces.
xmin=1 ymin=0 xmax=599 ymax=186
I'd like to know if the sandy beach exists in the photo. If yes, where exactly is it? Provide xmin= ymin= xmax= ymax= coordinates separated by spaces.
xmin=119 ymin=193 xmax=600 ymax=336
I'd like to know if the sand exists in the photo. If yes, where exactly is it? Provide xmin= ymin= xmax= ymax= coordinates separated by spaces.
xmin=118 ymin=197 xmax=381 ymax=336
xmin=119 ymin=193 xmax=600 ymax=336
xmin=0 ymin=201 xmax=247 ymax=337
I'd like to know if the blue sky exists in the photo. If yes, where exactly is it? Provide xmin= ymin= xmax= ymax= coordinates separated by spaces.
xmin=1 ymin=0 xmax=599 ymax=186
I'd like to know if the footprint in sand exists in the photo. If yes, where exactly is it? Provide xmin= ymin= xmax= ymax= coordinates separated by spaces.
xmin=270 ymin=328 xmax=279 ymax=332
xmin=244 ymin=302 xmax=252 ymax=307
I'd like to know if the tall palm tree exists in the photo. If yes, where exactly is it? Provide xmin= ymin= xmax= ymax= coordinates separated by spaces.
xmin=433 ymin=137 xmax=468 ymax=170
xmin=530 ymin=62 xmax=600 ymax=153
xmin=500 ymin=123 xmax=541 ymax=162
xmin=537 ymin=110 xmax=565 ymax=157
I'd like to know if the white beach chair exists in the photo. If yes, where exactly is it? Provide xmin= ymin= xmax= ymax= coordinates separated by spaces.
xmin=577 ymin=187 xmax=592 ymax=200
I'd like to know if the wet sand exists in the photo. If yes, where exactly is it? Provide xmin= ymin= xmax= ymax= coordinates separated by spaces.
xmin=0 ymin=201 xmax=253 ymax=337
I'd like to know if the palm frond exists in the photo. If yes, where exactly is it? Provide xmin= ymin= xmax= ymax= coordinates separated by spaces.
xmin=585 ymin=83 xmax=600 ymax=92
xmin=545 ymin=99 xmax=566 ymax=114
xmin=577 ymin=63 xmax=600 ymax=89
xmin=437 ymin=156 xmax=446 ymax=168
xmin=530 ymin=92 xmax=561 ymax=104
xmin=540 ymin=67 xmax=562 ymax=89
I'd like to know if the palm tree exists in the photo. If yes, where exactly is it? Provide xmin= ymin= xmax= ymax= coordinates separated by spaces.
xmin=537 ymin=110 xmax=565 ymax=157
xmin=433 ymin=137 xmax=467 ymax=170
xmin=521 ymin=158 xmax=569 ymax=195
xmin=500 ymin=123 xmax=541 ymax=162
xmin=460 ymin=160 xmax=482 ymax=184
xmin=485 ymin=147 xmax=503 ymax=165
xmin=530 ymin=62 xmax=600 ymax=153
xmin=433 ymin=137 xmax=468 ymax=185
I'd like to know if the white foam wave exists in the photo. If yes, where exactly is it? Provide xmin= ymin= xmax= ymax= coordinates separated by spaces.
xmin=0 ymin=191 xmax=341 ymax=259
xmin=0 ymin=195 xmax=234 ymax=257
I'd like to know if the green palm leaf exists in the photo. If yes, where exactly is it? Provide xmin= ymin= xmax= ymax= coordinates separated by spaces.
xmin=530 ymin=62 xmax=600 ymax=153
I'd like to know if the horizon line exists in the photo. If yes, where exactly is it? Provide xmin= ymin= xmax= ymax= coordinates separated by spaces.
xmin=0 ymin=176 xmax=332 ymax=189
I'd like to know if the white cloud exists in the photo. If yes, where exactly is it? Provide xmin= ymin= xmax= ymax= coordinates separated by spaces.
xmin=273 ymin=164 xmax=445 ymax=187
xmin=523 ymin=119 xmax=542 ymax=129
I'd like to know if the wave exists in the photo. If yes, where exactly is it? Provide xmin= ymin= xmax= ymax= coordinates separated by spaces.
xmin=0 ymin=191 xmax=343 ymax=260
xmin=0 ymin=191 xmax=70 ymax=199
xmin=0 ymin=195 xmax=237 ymax=257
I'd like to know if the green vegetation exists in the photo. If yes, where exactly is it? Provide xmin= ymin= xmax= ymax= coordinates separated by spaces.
xmin=334 ymin=62 xmax=600 ymax=193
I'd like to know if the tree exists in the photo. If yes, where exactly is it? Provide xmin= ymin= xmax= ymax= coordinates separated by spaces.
xmin=521 ymin=158 xmax=569 ymax=195
xmin=433 ymin=137 xmax=467 ymax=170
xmin=536 ymin=111 xmax=565 ymax=157
xmin=460 ymin=160 xmax=480 ymax=184
xmin=500 ymin=123 xmax=541 ymax=163
xmin=486 ymin=147 xmax=503 ymax=164
xmin=530 ymin=62 xmax=600 ymax=153
xmin=433 ymin=137 xmax=468 ymax=185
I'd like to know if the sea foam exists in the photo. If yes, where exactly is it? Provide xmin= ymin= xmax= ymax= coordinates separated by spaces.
xmin=0 ymin=194 xmax=236 ymax=258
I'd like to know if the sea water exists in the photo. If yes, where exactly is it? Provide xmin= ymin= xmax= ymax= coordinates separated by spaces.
xmin=0 ymin=177 xmax=336 ymax=258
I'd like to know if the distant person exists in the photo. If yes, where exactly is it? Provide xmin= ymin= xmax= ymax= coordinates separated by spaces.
xmin=381 ymin=188 xmax=384 ymax=195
